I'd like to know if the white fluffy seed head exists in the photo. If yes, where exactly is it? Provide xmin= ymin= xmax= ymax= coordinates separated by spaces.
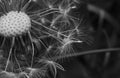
xmin=0 ymin=11 xmax=31 ymax=37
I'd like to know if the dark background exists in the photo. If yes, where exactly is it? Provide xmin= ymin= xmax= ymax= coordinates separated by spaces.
xmin=57 ymin=0 xmax=120 ymax=78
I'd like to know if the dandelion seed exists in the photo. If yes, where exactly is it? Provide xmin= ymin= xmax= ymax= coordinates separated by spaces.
xmin=38 ymin=59 xmax=65 ymax=78
xmin=0 ymin=0 xmax=86 ymax=78
xmin=57 ymin=30 xmax=83 ymax=54
xmin=24 ymin=67 xmax=47 ymax=78
xmin=32 ymin=0 xmax=37 ymax=2
xmin=18 ymin=72 xmax=29 ymax=78
xmin=0 ymin=71 xmax=17 ymax=78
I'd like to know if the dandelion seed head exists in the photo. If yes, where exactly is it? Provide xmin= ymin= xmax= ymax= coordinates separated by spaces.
xmin=0 ymin=11 xmax=31 ymax=37
xmin=0 ymin=0 xmax=87 ymax=77
xmin=0 ymin=71 xmax=17 ymax=78
xmin=32 ymin=0 xmax=37 ymax=2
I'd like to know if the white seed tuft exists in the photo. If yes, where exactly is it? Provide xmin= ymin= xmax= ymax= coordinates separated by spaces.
xmin=0 ymin=11 xmax=31 ymax=37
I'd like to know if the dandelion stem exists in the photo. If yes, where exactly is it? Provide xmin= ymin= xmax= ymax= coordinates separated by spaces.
xmin=19 ymin=36 xmax=26 ymax=47
xmin=0 ymin=37 xmax=6 ymax=48
xmin=50 ymin=48 xmax=120 ymax=60
xmin=0 ymin=2 xmax=7 ymax=15
xmin=14 ymin=49 xmax=22 ymax=72
xmin=32 ymin=20 xmax=57 ymax=33
xmin=1 ymin=0 xmax=10 ymax=12
xmin=21 ymin=0 xmax=32 ymax=12
xmin=29 ymin=8 xmax=59 ymax=17
xmin=38 ymin=38 xmax=48 ymax=49
xmin=5 ymin=37 xmax=15 ymax=71
xmin=29 ymin=28 xmax=48 ymax=49
xmin=39 ymin=10 xmax=59 ymax=18
xmin=32 ymin=20 xmax=71 ymax=38
xmin=28 ymin=31 xmax=35 ymax=68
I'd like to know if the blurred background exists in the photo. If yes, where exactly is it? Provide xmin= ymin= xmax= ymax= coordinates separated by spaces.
xmin=0 ymin=0 xmax=120 ymax=78
xmin=57 ymin=0 xmax=120 ymax=78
